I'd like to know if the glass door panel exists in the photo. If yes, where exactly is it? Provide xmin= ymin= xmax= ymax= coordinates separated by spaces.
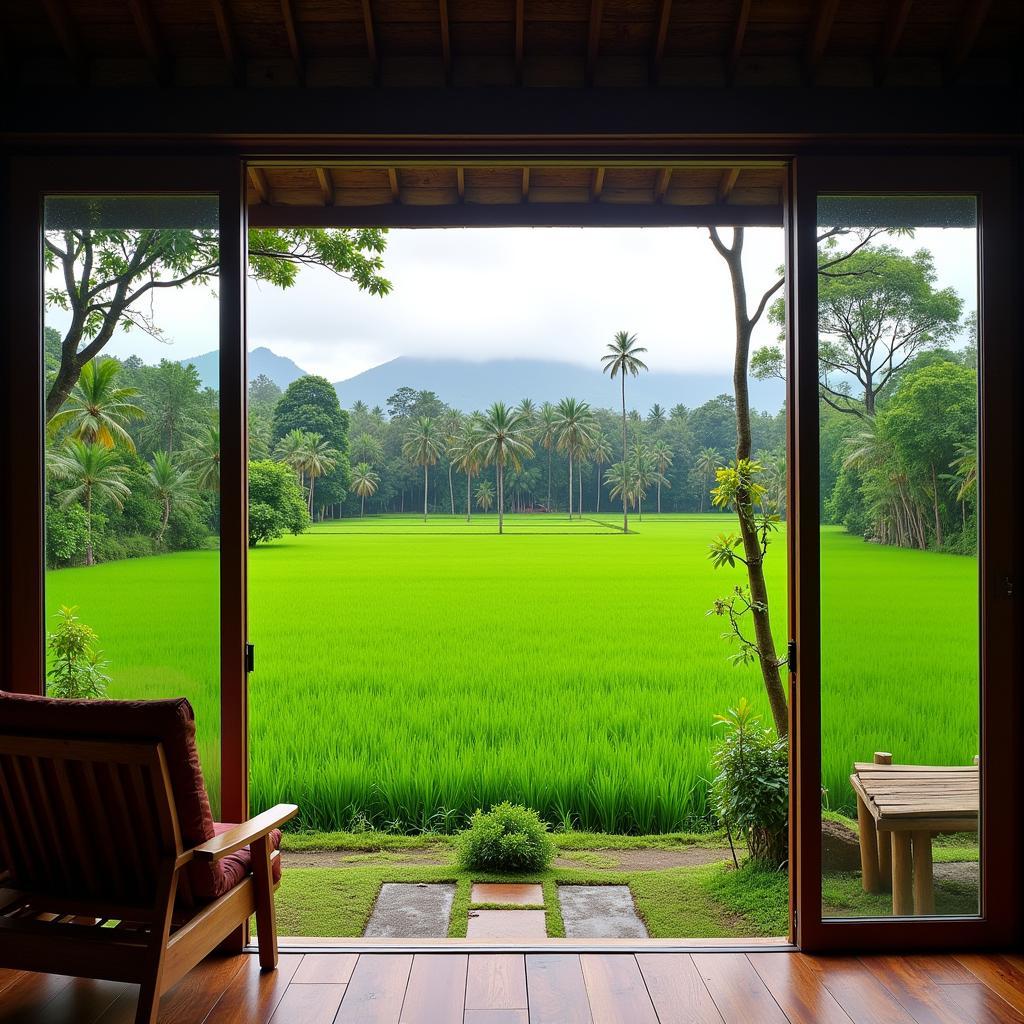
xmin=41 ymin=194 xmax=222 ymax=813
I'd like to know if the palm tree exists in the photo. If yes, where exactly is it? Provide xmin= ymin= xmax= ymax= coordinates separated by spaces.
xmin=403 ymin=416 xmax=443 ymax=521
xmin=631 ymin=443 xmax=658 ymax=521
xmin=515 ymin=398 xmax=537 ymax=425
xmin=591 ymin=433 xmax=612 ymax=512
xmin=601 ymin=330 xmax=648 ymax=532
xmin=147 ymin=451 xmax=196 ymax=544
xmin=274 ymin=429 xmax=309 ymax=488
xmin=473 ymin=402 xmax=534 ymax=534
xmin=694 ymin=446 xmax=721 ymax=513
xmin=298 ymin=432 xmax=339 ymax=516
xmin=537 ymin=401 xmax=559 ymax=509
xmin=441 ymin=410 xmax=464 ymax=516
xmin=351 ymin=461 xmax=380 ymax=517
xmin=48 ymin=358 xmax=145 ymax=453
xmin=949 ymin=440 xmax=977 ymax=503
xmin=604 ymin=461 xmax=635 ymax=516
xmin=648 ymin=403 xmax=666 ymax=428
xmin=555 ymin=397 xmax=597 ymax=519
xmin=187 ymin=425 xmax=220 ymax=492
xmin=50 ymin=439 xmax=131 ymax=566
xmin=651 ymin=440 xmax=673 ymax=513
xmin=351 ymin=431 xmax=384 ymax=466
xmin=474 ymin=478 xmax=495 ymax=513
xmin=453 ymin=419 xmax=482 ymax=521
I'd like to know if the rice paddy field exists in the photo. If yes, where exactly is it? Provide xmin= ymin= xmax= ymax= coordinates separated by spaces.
xmin=44 ymin=514 xmax=979 ymax=833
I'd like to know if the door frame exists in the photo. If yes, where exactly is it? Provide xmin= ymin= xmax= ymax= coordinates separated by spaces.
xmin=790 ymin=154 xmax=1020 ymax=951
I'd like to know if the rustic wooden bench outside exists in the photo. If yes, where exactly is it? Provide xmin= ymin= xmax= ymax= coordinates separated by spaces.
xmin=850 ymin=753 xmax=978 ymax=916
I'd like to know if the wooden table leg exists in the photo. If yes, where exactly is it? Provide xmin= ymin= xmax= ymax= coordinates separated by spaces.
xmin=891 ymin=832 xmax=913 ymax=916
xmin=873 ymin=753 xmax=893 ymax=890
xmin=912 ymin=831 xmax=934 ymax=915
xmin=856 ymin=795 xmax=881 ymax=893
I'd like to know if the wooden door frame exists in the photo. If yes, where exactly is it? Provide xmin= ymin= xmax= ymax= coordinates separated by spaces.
xmin=0 ymin=156 xmax=249 ymax=846
xmin=790 ymin=154 xmax=1021 ymax=951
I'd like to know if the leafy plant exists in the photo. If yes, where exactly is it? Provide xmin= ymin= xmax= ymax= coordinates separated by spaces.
xmin=457 ymin=802 xmax=554 ymax=872
xmin=710 ymin=700 xmax=788 ymax=869
xmin=46 ymin=605 xmax=111 ymax=699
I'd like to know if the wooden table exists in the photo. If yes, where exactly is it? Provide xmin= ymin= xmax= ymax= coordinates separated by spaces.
xmin=850 ymin=759 xmax=978 ymax=916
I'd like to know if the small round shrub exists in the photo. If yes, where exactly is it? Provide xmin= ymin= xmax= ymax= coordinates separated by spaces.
xmin=457 ymin=802 xmax=554 ymax=873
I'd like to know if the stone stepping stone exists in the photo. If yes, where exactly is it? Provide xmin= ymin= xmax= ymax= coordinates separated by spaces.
xmin=467 ymin=909 xmax=547 ymax=939
xmin=471 ymin=883 xmax=544 ymax=906
xmin=557 ymin=884 xmax=648 ymax=938
xmin=364 ymin=882 xmax=455 ymax=938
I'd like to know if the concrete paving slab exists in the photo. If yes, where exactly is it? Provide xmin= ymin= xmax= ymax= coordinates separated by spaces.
xmin=557 ymin=884 xmax=648 ymax=938
xmin=470 ymin=883 xmax=544 ymax=906
xmin=364 ymin=882 xmax=456 ymax=938
xmin=466 ymin=910 xmax=547 ymax=939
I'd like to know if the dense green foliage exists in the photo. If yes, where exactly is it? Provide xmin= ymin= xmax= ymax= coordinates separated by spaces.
xmin=456 ymin=802 xmax=555 ymax=872
xmin=46 ymin=517 xmax=977 ymax=833
xmin=248 ymin=460 xmax=310 ymax=546
xmin=46 ymin=605 xmax=110 ymax=699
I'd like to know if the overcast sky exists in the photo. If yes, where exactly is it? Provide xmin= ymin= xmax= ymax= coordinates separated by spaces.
xmin=48 ymin=226 xmax=977 ymax=384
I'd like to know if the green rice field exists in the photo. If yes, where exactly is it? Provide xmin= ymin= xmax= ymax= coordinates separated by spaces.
xmin=44 ymin=514 xmax=979 ymax=832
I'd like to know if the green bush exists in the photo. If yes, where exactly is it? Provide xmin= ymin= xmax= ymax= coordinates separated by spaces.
xmin=710 ymin=699 xmax=788 ymax=869
xmin=456 ymin=802 xmax=554 ymax=872
xmin=46 ymin=605 xmax=111 ymax=699
xmin=46 ymin=502 xmax=89 ymax=567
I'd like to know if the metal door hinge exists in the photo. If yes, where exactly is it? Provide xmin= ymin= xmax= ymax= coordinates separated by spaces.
xmin=786 ymin=640 xmax=796 ymax=672
xmin=245 ymin=643 xmax=255 ymax=674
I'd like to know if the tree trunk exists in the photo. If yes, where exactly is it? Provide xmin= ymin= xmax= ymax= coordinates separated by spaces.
xmin=448 ymin=464 xmax=455 ymax=515
xmin=657 ymin=479 xmax=661 ymax=514
xmin=931 ymin=464 xmax=943 ymax=547
xmin=578 ymin=462 xmax=583 ymax=516
xmin=85 ymin=488 xmax=94 ymax=566
xmin=621 ymin=376 xmax=629 ymax=533
xmin=308 ymin=474 xmax=315 ymax=515
xmin=158 ymin=497 xmax=170 ymax=544
xmin=498 ymin=463 xmax=504 ymax=534
xmin=567 ymin=453 xmax=573 ymax=519
xmin=423 ymin=465 xmax=428 ymax=521
xmin=713 ymin=226 xmax=788 ymax=739
xmin=547 ymin=449 xmax=552 ymax=508
xmin=466 ymin=471 xmax=472 ymax=521
xmin=596 ymin=465 xmax=602 ymax=512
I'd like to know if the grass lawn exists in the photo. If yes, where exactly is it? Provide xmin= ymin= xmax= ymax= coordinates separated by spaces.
xmin=45 ymin=514 xmax=978 ymax=832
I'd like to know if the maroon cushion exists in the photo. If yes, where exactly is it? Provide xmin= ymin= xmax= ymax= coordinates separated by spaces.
xmin=0 ymin=691 xmax=229 ymax=906
xmin=210 ymin=822 xmax=283 ymax=896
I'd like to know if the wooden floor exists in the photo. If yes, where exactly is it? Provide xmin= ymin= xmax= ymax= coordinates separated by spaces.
xmin=2 ymin=950 xmax=1024 ymax=1023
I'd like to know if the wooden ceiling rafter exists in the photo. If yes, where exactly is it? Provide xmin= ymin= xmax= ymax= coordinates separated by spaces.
xmin=586 ymin=0 xmax=604 ymax=85
xmin=456 ymin=167 xmax=465 ymax=202
xmin=948 ymin=0 xmax=994 ymax=80
xmin=727 ymin=0 xmax=752 ymax=84
xmin=209 ymin=0 xmax=242 ymax=85
xmin=521 ymin=167 xmax=531 ymax=201
xmin=806 ymin=0 xmax=840 ymax=83
xmin=40 ymin=0 xmax=86 ymax=83
xmin=717 ymin=167 xmax=741 ymax=203
xmin=248 ymin=166 xmax=271 ymax=204
xmin=514 ymin=0 xmax=525 ymax=83
xmin=651 ymin=0 xmax=673 ymax=84
xmin=388 ymin=167 xmax=400 ymax=202
xmin=360 ymin=0 xmax=379 ymax=84
xmin=127 ymin=0 xmax=171 ymax=86
xmin=877 ymin=0 xmax=913 ymax=85
xmin=280 ymin=0 xmax=304 ymax=85
xmin=591 ymin=166 xmax=605 ymax=201
xmin=654 ymin=167 xmax=672 ymax=203
xmin=314 ymin=167 xmax=334 ymax=206
xmin=439 ymin=0 xmax=451 ymax=84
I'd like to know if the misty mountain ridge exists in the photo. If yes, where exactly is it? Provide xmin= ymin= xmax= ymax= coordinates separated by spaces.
xmin=180 ymin=348 xmax=784 ymax=413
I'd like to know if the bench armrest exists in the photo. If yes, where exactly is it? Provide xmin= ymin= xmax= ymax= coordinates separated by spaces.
xmin=191 ymin=804 xmax=299 ymax=862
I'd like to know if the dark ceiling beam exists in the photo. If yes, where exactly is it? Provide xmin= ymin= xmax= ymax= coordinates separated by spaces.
xmin=514 ymin=0 xmax=525 ymax=84
xmin=315 ymin=167 xmax=334 ymax=206
xmin=717 ymin=167 xmax=741 ymax=203
xmin=586 ymin=0 xmax=604 ymax=86
xmin=439 ymin=0 xmax=451 ymax=83
xmin=522 ymin=167 xmax=531 ymax=200
xmin=876 ymin=0 xmax=913 ymax=85
xmin=248 ymin=166 xmax=271 ymax=204
xmin=456 ymin=166 xmax=465 ymax=201
xmin=947 ymin=0 xmax=993 ymax=81
xmin=360 ymin=0 xmax=379 ymax=84
xmin=388 ymin=167 xmax=400 ymax=202
xmin=727 ymin=0 xmax=751 ymax=84
xmin=128 ymin=0 xmax=171 ymax=85
xmin=805 ymin=0 xmax=840 ymax=83
xmin=654 ymin=167 xmax=672 ymax=203
xmin=40 ymin=0 xmax=86 ymax=83
xmin=210 ymin=0 xmax=243 ymax=85
xmin=651 ymin=0 xmax=673 ymax=84
xmin=280 ymin=0 xmax=304 ymax=84
xmin=249 ymin=202 xmax=784 ymax=230
xmin=591 ymin=167 xmax=606 ymax=201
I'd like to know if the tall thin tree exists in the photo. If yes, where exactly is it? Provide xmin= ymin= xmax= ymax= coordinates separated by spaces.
xmin=601 ymin=331 xmax=648 ymax=533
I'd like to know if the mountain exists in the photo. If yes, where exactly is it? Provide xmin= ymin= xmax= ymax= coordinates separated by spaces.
xmin=179 ymin=346 xmax=310 ymax=390
xmin=334 ymin=357 xmax=785 ymax=414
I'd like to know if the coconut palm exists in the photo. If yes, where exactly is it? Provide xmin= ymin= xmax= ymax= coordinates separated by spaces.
xmin=48 ymin=358 xmax=145 ymax=453
xmin=604 ymin=461 xmax=635 ymax=515
xmin=648 ymin=403 xmax=666 ymax=428
xmin=949 ymin=440 xmax=977 ymax=503
xmin=298 ymin=432 xmax=339 ymax=516
xmin=403 ymin=416 xmax=443 ymax=521
xmin=50 ymin=439 xmax=131 ymax=566
xmin=441 ymin=409 xmax=464 ymax=515
xmin=274 ymin=429 xmax=309 ymax=487
xmin=515 ymin=398 xmax=537 ymax=425
xmin=601 ymin=330 xmax=648 ymax=532
xmin=474 ymin=478 xmax=495 ymax=513
xmin=694 ymin=446 xmax=721 ymax=513
xmin=453 ymin=419 xmax=482 ymax=521
xmin=651 ymin=440 xmax=673 ymax=513
xmin=472 ymin=402 xmax=534 ymax=534
xmin=187 ymin=425 xmax=220 ymax=492
xmin=351 ymin=461 xmax=380 ymax=517
xmin=147 ymin=451 xmax=196 ymax=544
xmin=631 ymin=443 xmax=659 ymax=521
xmin=537 ymin=401 xmax=559 ymax=509
xmin=555 ymin=397 xmax=597 ymax=519
xmin=591 ymin=433 xmax=612 ymax=512
xmin=350 ymin=431 xmax=384 ymax=466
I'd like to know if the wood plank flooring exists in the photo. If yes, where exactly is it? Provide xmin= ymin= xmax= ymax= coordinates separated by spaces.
xmin=1 ymin=951 xmax=1023 ymax=1023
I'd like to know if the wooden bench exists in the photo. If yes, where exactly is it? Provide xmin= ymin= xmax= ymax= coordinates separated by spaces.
xmin=850 ymin=754 xmax=978 ymax=916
